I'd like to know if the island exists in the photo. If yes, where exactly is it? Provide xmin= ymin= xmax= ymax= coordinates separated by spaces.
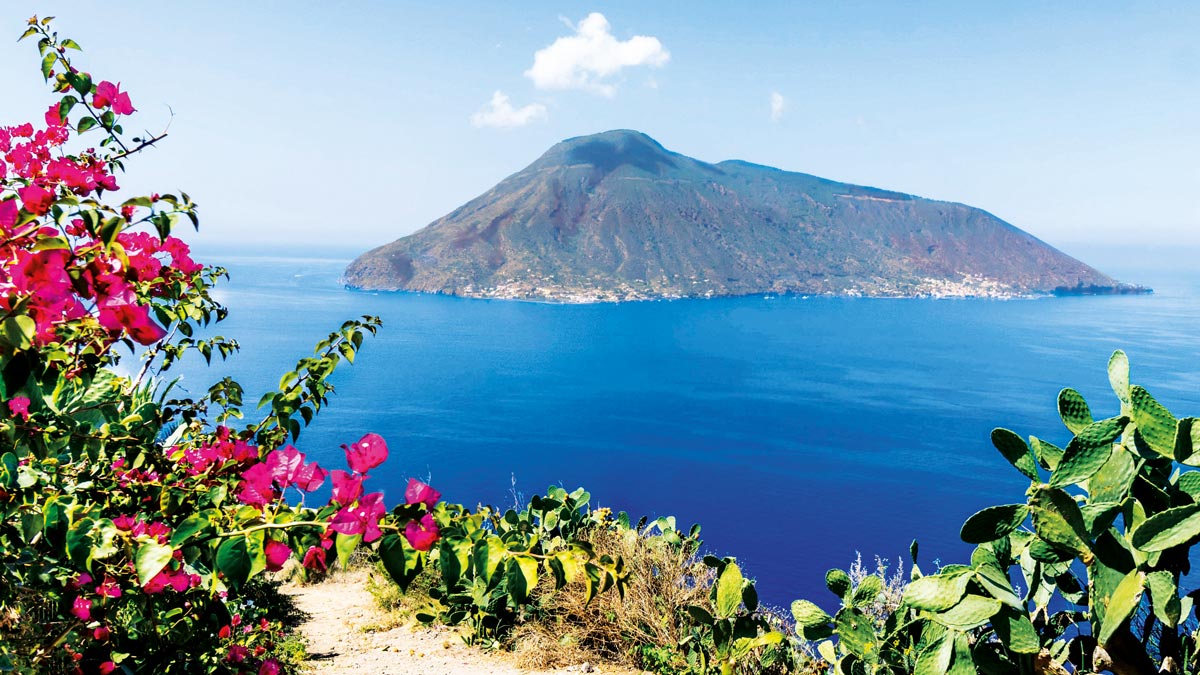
xmin=345 ymin=130 xmax=1146 ymax=301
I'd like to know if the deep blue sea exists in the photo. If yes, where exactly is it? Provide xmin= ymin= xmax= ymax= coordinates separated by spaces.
xmin=169 ymin=243 xmax=1200 ymax=608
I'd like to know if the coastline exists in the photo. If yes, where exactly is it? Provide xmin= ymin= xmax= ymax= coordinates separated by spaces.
xmin=340 ymin=279 xmax=1152 ymax=305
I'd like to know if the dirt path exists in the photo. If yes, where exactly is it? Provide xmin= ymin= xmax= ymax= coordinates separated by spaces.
xmin=285 ymin=570 xmax=639 ymax=675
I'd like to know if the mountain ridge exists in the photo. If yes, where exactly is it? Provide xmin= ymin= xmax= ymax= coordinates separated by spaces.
xmin=345 ymin=130 xmax=1145 ymax=302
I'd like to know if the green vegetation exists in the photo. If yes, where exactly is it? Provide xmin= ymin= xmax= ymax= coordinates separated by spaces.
xmin=792 ymin=349 xmax=1200 ymax=675
xmin=360 ymin=350 xmax=1200 ymax=675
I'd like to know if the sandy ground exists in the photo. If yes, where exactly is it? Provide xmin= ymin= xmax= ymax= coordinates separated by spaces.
xmin=285 ymin=570 xmax=642 ymax=675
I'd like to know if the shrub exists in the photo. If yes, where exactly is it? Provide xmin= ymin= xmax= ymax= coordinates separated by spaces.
xmin=792 ymin=350 xmax=1200 ymax=675
xmin=0 ymin=18 xmax=445 ymax=674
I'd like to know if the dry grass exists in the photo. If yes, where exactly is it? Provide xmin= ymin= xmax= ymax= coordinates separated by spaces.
xmin=361 ymin=558 xmax=440 ymax=633
xmin=511 ymin=523 xmax=716 ymax=670
xmin=846 ymin=552 xmax=907 ymax=622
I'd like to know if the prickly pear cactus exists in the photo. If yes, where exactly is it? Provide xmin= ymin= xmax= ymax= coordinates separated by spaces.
xmin=791 ymin=351 xmax=1200 ymax=675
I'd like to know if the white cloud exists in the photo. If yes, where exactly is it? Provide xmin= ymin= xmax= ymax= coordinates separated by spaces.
xmin=470 ymin=91 xmax=548 ymax=128
xmin=525 ymin=12 xmax=669 ymax=96
xmin=770 ymin=91 xmax=786 ymax=122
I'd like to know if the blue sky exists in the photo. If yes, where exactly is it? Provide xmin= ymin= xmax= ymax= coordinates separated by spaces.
xmin=1 ymin=2 xmax=1197 ymax=249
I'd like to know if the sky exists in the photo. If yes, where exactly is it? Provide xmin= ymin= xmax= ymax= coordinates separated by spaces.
xmin=1 ymin=2 xmax=1197 ymax=250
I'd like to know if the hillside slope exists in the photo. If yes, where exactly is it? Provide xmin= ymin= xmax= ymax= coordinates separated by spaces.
xmin=346 ymin=130 xmax=1139 ymax=301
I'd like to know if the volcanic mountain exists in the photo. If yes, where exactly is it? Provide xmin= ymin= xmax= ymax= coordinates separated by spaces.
xmin=345 ymin=130 xmax=1140 ymax=301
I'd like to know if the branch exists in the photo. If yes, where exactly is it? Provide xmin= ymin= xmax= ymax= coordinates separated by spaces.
xmin=108 ymin=131 xmax=168 ymax=161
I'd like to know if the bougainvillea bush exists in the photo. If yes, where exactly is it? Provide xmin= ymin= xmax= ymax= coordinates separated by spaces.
xmin=0 ymin=17 xmax=445 ymax=674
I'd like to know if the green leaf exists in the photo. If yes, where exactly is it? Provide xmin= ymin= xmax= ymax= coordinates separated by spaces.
xmin=379 ymin=534 xmax=423 ymax=591
xmin=66 ymin=518 xmax=96 ymax=567
xmin=1097 ymin=570 xmax=1144 ymax=646
xmin=215 ymin=536 xmax=251 ymax=588
xmin=991 ymin=605 xmax=1039 ymax=653
xmin=825 ymin=568 xmax=851 ymax=599
xmin=1081 ymin=502 xmax=1123 ymax=537
xmin=1089 ymin=447 xmax=1137 ymax=504
xmin=1057 ymin=388 xmax=1093 ymax=434
xmin=1177 ymin=471 xmax=1200 ymax=499
xmin=947 ymin=633 xmax=975 ymax=675
xmin=1 ymin=316 xmax=36 ymax=350
xmin=245 ymin=529 xmax=266 ymax=579
xmin=960 ymin=504 xmax=1028 ymax=544
xmin=1146 ymin=570 xmax=1181 ymax=628
xmin=973 ymin=559 xmax=1022 ymax=609
xmin=715 ymin=561 xmax=745 ymax=619
xmin=731 ymin=631 xmax=782 ymax=660
xmin=1049 ymin=416 xmax=1124 ymax=487
xmin=903 ymin=571 xmax=971 ymax=611
xmin=991 ymin=428 xmax=1039 ymax=481
xmin=1109 ymin=350 xmax=1131 ymax=412
xmin=336 ymin=533 xmax=361 ymax=569
xmin=1131 ymin=385 xmax=1177 ymax=458
xmin=1131 ymin=503 xmax=1200 ymax=552
xmin=170 ymin=513 xmax=212 ymax=547
xmin=136 ymin=540 xmax=174 ymax=585
xmin=834 ymin=607 xmax=878 ymax=661
xmin=472 ymin=535 xmax=507 ymax=584
xmin=913 ymin=632 xmax=953 ymax=675
xmin=40 ymin=52 xmax=55 ymax=79
xmin=507 ymin=554 xmax=538 ymax=604
xmin=933 ymin=594 xmax=1001 ymax=629
xmin=1028 ymin=487 xmax=1091 ymax=560
xmin=851 ymin=575 xmax=882 ymax=607
xmin=1030 ymin=436 xmax=1064 ymax=471
xmin=687 ymin=604 xmax=714 ymax=626
xmin=791 ymin=599 xmax=833 ymax=628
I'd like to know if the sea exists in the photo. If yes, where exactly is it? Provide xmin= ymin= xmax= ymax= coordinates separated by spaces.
xmin=166 ymin=243 xmax=1200 ymax=608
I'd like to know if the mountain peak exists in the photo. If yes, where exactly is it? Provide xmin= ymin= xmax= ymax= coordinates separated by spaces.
xmin=535 ymin=129 xmax=677 ymax=175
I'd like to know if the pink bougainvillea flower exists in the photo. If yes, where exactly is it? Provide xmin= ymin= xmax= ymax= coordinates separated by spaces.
xmin=95 ymin=280 xmax=168 ymax=345
xmin=17 ymin=184 xmax=53 ymax=216
xmin=93 ymin=81 xmax=135 ymax=115
xmin=218 ymin=625 xmax=231 ymax=639
xmin=265 ymin=445 xmax=303 ymax=485
xmin=330 ymin=492 xmax=387 ymax=543
xmin=343 ymin=432 xmax=388 ymax=474
xmin=99 ymin=662 xmax=117 ymax=675
xmin=112 ymin=514 xmax=137 ymax=531
xmin=302 ymin=546 xmax=327 ymax=573
xmin=225 ymin=645 xmax=248 ymax=663
xmin=93 ymin=626 xmax=111 ymax=641
xmin=405 ymin=478 xmax=441 ymax=510
xmin=264 ymin=539 xmax=291 ymax=572
xmin=404 ymin=513 xmax=440 ymax=552
xmin=71 ymin=572 xmax=92 ymax=589
xmin=235 ymin=462 xmax=276 ymax=508
xmin=263 ymin=445 xmax=326 ymax=491
xmin=7 ymin=397 xmax=30 ymax=421
xmin=44 ymin=103 xmax=62 ymax=127
xmin=330 ymin=469 xmax=362 ymax=505
xmin=71 ymin=595 xmax=91 ymax=621
xmin=0 ymin=199 xmax=17 ymax=231
xmin=292 ymin=458 xmax=327 ymax=492
xmin=259 ymin=658 xmax=282 ymax=675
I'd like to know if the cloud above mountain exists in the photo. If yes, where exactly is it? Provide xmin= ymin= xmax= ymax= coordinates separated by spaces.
xmin=525 ymin=13 xmax=669 ymax=96
xmin=770 ymin=92 xmax=786 ymax=122
xmin=470 ymin=91 xmax=548 ymax=128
